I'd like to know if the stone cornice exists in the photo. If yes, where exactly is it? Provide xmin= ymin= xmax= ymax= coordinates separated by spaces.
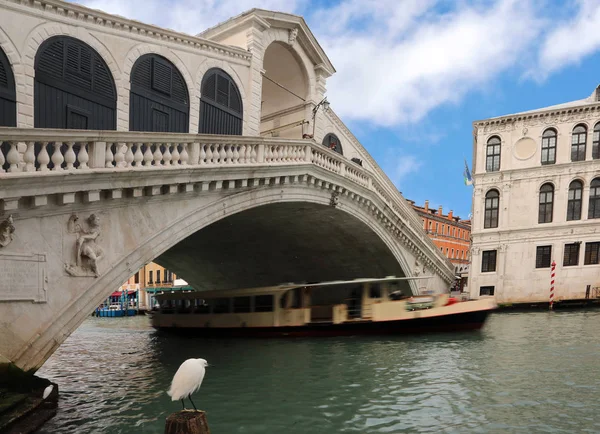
xmin=2 ymin=0 xmax=251 ymax=61
xmin=473 ymin=103 xmax=600 ymax=130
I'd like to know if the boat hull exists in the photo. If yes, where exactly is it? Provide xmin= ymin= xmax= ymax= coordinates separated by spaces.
xmin=153 ymin=308 xmax=493 ymax=338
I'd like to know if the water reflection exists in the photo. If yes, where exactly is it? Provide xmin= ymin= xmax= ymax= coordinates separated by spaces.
xmin=37 ymin=312 xmax=600 ymax=433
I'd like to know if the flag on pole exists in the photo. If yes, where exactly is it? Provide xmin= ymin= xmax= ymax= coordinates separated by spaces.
xmin=463 ymin=159 xmax=473 ymax=186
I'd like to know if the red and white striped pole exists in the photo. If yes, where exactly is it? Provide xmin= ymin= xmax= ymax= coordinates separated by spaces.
xmin=549 ymin=260 xmax=556 ymax=310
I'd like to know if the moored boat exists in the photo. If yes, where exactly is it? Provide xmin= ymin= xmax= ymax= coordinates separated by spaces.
xmin=151 ymin=276 xmax=497 ymax=337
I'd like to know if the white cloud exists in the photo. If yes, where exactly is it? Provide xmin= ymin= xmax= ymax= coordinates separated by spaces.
xmin=316 ymin=0 xmax=543 ymax=125
xmin=537 ymin=0 xmax=600 ymax=77
xmin=386 ymin=154 xmax=423 ymax=186
xmin=80 ymin=0 xmax=299 ymax=35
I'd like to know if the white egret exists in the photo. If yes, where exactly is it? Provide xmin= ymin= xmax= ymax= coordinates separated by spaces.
xmin=167 ymin=358 xmax=208 ymax=410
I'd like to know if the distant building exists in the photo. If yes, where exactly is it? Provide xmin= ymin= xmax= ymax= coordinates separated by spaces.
xmin=470 ymin=85 xmax=600 ymax=304
xmin=119 ymin=262 xmax=183 ymax=310
xmin=408 ymin=200 xmax=471 ymax=291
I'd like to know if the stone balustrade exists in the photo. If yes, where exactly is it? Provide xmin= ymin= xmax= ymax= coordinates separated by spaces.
xmin=0 ymin=127 xmax=451 ymax=273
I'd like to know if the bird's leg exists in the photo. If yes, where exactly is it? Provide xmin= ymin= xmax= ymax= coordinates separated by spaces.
xmin=181 ymin=399 xmax=186 ymax=410
xmin=189 ymin=396 xmax=198 ymax=411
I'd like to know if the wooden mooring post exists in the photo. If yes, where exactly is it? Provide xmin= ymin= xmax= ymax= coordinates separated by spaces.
xmin=164 ymin=410 xmax=210 ymax=434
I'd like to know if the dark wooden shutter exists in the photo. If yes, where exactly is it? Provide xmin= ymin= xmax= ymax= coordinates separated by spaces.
xmin=34 ymin=36 xmax=116 ymax=130
xmin=199 ymin=68 xmax=243 ymax=135
xmin=0 ymin=46 xmax=16 ymax=127
xmin=129 ymin=54 xmax=189 ymax=133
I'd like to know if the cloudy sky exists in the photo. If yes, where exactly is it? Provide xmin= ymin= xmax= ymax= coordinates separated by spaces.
xmin=77 ymin=0 xmax=600 ymax=218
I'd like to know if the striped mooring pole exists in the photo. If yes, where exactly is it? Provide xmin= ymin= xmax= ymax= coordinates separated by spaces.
xmin=550 ymin=260 xmax=556 ymax=310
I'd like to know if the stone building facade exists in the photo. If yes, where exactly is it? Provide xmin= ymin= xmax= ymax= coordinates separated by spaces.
xmin=470 ymin=86 xmax=600 ymax=304
xmin=409 ymin=200 xmax=471 ymax=290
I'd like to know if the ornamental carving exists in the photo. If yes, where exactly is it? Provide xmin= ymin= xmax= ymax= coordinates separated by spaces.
xmin=65 ymin=214 xmax=103 ymax=277
xmin=330 ymin=191 xmax=340 ymax=207
xmin=0 ymin=215 xmax=15 ymax=248
xmin=288 ymin=27 xmax=299 ymax=45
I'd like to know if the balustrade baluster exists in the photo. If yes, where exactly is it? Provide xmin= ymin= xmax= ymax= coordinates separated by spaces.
xmin=24 ymin=141 xmax=36 ymax=172
xmin=171 ymin=143 xmax=180 ymax=166
xmin=78 ymin=142 xmax=89 ymax=169
xmin=239 ymin=145 xmax=247 ymax=163
xmin=0 ymin=143 xmax=5 ymax=172
xmin=105 ymin=143 xmax=114 ymax=168
xmin=153 ymin=144 xmax=163 ymax=166
xmin=218 ymin=144 xmax=226 ymax=163
xmin=251 ymin=144 xmax=258 ymax=163
xmin=36 ymin=142 xmax=49 ymax=172
xmin=64 ymin=142 xmax=76 ymax=170
xmin=225 ymin=144 xmax=233 ymax=163
xmin=7 ymin=142 xmax=20 ymax=172
xmin=205 ymin=144 xmax=213 ymax=163
xmin=51 ymin=142 xmax=64 ymax=171
xmin=143 ymin=143 xmax=153 ymax=167
xmin=133 ymin=143 xmax=144 ymax=167
xmin=266 ymin=145 xmax=273 ymax=162
xmin=200 ymin=143 xmax=207 ymax=164
xmin=180 ymin=143 xmax=189 ymax=165
xmin=163 ymin=143 xmax=172 ymax=166
xmin=114 ymin=142 xmax=126 ymax=168
xmin=232 ymin=145 xmax=240 ymax=163
xmin=124 ymin=142 xmax=134 ymax=167
xmin=282 ymin=146 xmax=288 ymax=162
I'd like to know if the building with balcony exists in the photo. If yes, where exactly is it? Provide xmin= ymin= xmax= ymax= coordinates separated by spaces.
xmin=409 ymin=200 xmax=471 ymax=290
xmin=470 ymin=85 xmax=600 ymax=304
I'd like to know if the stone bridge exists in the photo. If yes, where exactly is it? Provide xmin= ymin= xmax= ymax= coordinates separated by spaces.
xmin=0 ymin=1 xmax=454 ymax=373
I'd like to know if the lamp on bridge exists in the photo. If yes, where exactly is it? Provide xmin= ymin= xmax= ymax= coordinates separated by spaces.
xmin=311 ymin=97 xmax=330 ymax=137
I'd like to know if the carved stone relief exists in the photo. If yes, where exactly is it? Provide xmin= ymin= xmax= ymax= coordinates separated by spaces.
xmin=65 ymin=213 xmax=103 ymax=277
xmin=288 ymin=27 xmax=299 ymax=45
xmin=329 ymin=191 xmax=339 ymax=207
xmin=0 ymin=215 xmax=15 ymax=248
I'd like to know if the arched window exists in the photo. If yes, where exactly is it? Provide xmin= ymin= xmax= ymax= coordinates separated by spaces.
xmin=322 ymin=133 xmax=343 ymax=154
xmin=589 ymin=178 xmax=600 ymax=219
xmin=571 ymin=124 xmax=587 ymax=162
xmin=541 ymin=129 xmax=557 ymax=165
xmin=130 ymin=54 xmax=189 ymax=132
xmin=567 ymin=180 xmax=583 ymax=221
xmin=34 ymin=36 xmax=116 ymax=129
xmin=538 ymin=183 xmax=554 ymax=223
xmin=486 ymin=136 xmax=501 ymax=172
xmin=484 ymin=190 xmax=500 ymax=228
xmin=200 ymin=68 xmax=242 ymax=135
xmin=593 ymin=123 xmax=600 ymax=159
xmin=0 ymin=46 xmax=16 ymax=127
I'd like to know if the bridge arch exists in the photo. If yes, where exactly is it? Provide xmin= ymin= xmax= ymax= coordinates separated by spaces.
xmin=20 ymin=23 xmax=121 ymax=128
xmin=34 ymin=36 xmax=117 ymax=129
xmin=129 ymin=53 xmax=190 ymax=133
xmin=199 ymin=68 xmax=243 ymax=135
xmin=14 ymin=182 xmax=425 ymax=372
xmin=122 ymin=44 xmax=196 ymax=132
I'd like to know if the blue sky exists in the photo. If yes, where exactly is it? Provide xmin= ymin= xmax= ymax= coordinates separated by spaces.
xmin=78 ymin=0 xmax=600 ymax=219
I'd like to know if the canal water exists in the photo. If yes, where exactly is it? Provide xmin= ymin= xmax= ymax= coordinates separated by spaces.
xmin=36 ymin=311 xmax=600 ymax=433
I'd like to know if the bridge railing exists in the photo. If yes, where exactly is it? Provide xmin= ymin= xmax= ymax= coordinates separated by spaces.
xmin=0 ymin=128 xmax=453 ymax=277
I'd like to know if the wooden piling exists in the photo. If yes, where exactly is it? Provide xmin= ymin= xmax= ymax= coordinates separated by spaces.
xmin=164 ymin=410 xmax=210 ymax=434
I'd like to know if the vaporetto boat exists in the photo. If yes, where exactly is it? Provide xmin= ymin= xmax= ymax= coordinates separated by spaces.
xmin=151 ymin=276 xmax=497 ymax=337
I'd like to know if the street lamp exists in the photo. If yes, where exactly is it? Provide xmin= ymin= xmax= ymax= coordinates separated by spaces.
xmin=311 ymin=97 xmax=330 ymax=137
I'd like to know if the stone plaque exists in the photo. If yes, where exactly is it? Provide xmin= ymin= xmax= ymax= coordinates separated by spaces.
xmin=0 ymin=253 xmax=47 ymax=302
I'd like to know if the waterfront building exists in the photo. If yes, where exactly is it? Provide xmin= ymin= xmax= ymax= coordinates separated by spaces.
xmin=119 ymin=262 xmax=180 ymax=310
xmin=409 ymin=200 xmax=471 ymax=290
xmin=470 ymin=85 xmax=600 ymax=304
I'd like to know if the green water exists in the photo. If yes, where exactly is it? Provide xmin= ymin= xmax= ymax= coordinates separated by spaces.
xmin=36 ymin=311 xmax=600 ymax=433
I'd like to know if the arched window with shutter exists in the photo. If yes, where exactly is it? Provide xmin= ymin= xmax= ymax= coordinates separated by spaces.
xmin=567 ymin=180 xmax=583 ymax=221
xmin=0 ymin=46 xmax=16 ymax=127
xmin=130 ymin=54 xmax=189 ymax=133
xmin=322 ymin=133 xmax=343 ymax=154
xmin=484 ymin=189 xmax=500 ymax=228
xmin=199 ymin=68 xmax=242 ymax=135
xmin=538 ymin=183 xmax=554 ymax=224
xmin=34 ymin=36 xmax=116 ymax=130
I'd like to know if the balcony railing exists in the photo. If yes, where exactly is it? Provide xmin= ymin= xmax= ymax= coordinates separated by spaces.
xmin=0 ymin=127 xmax=453 ymax=277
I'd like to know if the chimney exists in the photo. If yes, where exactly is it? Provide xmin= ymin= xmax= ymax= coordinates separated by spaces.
xmin=448 ymin=210 xmax=453 ymax=220
xmin=424 ymin=200 xmax=429 ymax=212
xmin=438 ymin=205 xmax=443 ymax=216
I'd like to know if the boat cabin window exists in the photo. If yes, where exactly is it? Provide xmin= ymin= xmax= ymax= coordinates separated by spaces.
xmin=291 ymin=288 xmax=302 ymax=308
xmin=369 ymin=285 xmax=381 ymax=299
xmin=254 ymin=295 xmax=274 ymax=312
xmin=233 ymin=296 xmax=252 ymax=313
xmin=195 ymin=299 xmax=210 ymax=314
xmin=213 ymin=298 xmax=231 ymax=314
